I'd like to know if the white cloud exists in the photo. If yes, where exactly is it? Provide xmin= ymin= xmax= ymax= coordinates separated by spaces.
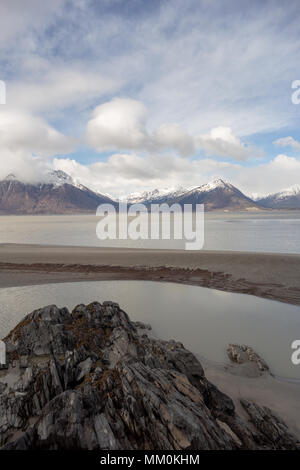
xmin=86 ymin=98 xmax=256 ymax=160
xmin=0 ymin=109 xmax=75 ymax=157
xmin=0 ymin=109 xmax=75 ymax=182
xmin=134 ymin=1 xmax=300 ymax=136
xmin=86 ymin=98 xmax=148 ymax=152
xmin=273 ymin=136 xmax=300 ymax=151
xmin=2 ymin=0 xmax=300 ymax=137
xmin=0 ymin=152 xmax=52 ymax=183
xmin=9 ymin=61 xmax=119 ymax=114
xmin=54 ymin=153 xmax=170 ymax=196
xmin=153 ymin=124 xmax=195 ymax=157
xmin=0 ymin=0 xmax=64 ymax=46
xmin=235 ymin=154 xmax=300 ymax=197
xmin=196 ymin=127 xmax=259 ymax=161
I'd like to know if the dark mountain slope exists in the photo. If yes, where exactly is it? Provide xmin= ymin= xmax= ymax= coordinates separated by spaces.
xmin=0 ymin=173 xmax=115 ymax=214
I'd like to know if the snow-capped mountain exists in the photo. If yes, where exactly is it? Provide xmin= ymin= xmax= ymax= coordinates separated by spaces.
xmin=172 ymin=179 xmax=261 ymax=211
xmin=46 ymin=170 xmax=94 ymax=192
xmin=46 ymin=170 xmax=75 ymax=187
xmin=257 ymin=185 xmax=300 ymax=208
xmin=125 ymin=186 xmax=189 ymax=204
xmin=191 ymin=178 xmax=234 ymax=193
xmin=0 ymin=171 xmax=115 ymax=214
xmin=1 ymin=172 xmax=299 ymax=213
xmin=5 ymin=170 xmax=84 ymax=189
xmin=125 ymin=179 xmax=261 ymax=211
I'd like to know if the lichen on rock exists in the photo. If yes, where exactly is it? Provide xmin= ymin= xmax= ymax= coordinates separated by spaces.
xmin=0 ymin=302 xmax=298 ymax=450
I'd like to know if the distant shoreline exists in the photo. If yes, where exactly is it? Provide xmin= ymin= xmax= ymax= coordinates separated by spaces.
xmin=1 ymin=208 xmax=300 ymax=216
xmin=0 ymin=243 xmax=300 ymax=305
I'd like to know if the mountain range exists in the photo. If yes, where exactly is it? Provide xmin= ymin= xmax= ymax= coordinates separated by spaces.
xmin=127 ymin=179 xmax=262 ymax=211
xmin=0 ymin=172 xmax=299 ymax=214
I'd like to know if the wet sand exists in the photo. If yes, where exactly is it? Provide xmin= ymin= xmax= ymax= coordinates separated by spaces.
xmin=203 ymin=359 xmax=300 ymax=439
xmin=0 ymin=243 xmax=300 ymax=305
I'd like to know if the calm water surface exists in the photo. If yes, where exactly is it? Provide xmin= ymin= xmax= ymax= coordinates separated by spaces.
xmin=0 ymin=280 xmax=299 ymax=380
xmin=0 ymin=211 xmax=300 ymax=252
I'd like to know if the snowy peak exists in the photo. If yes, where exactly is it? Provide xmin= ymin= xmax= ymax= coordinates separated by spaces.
xmin=45 ymin=170 xmax=93 ymax=192
xmin=126 ymin=179 xmax=234 ymax=203
xmin=257 ymin=185 xmax=300 ymax=201
xmin=3 ymin=170 xmax=75 ymax=188
xmin=1 ymin=170 xmax=113 ymax=202
xmin=123 ymin=178 xmax=259 ymax=211
xmin=46 ymin=170 xmax=75 ymax=187
xmin=192 ymin=178 xmax=234 ymax=193
xmin=125 ymin=186 xmax=188 ymax=204
xmin=274 ymin=185 xmax=300 ymax=200
xmin=46 ymin=170 xmax=101 ymax=194
xmin=0 ymin=171 xmax=115 ymax=214
xmin=257 ymin=184 xmax=300 ymax=208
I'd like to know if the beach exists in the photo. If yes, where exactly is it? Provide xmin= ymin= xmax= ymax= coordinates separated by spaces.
xmin=203 ymin=358 xmax=300 ymax=439
xmin=0 ymin=243 xmax=300 ymax=305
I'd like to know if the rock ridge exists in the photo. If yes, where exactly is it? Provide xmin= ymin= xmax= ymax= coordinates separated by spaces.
xmin=0 ymin=302 xmax=298 ymax=450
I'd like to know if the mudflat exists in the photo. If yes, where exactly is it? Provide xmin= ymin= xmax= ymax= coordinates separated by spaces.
xmin=0 ymin=243 xmax=300 ymax=304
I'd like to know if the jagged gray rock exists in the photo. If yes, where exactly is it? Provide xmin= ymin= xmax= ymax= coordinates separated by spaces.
xmin=240 ymin=400 xmax=298 ymax=450
xmin=0 ymin=302 xmax=298 ymax=450
xmin=227 ymin=343 xmax=269 ymax=373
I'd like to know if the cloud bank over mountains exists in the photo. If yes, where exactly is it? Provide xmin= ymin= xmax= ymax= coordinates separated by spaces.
xmin=53 ymin=152 xmax=300 ymax=199
xmin=0 ymin=109 xmax=76 ymax=183
xmin=1 ymin=0 xmax=300 ymax=197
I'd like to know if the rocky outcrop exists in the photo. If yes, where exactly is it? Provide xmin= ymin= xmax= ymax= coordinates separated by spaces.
xmin=240 ymin=400 xmax=298 ymax=450
xmin=227 ymin=343 xmax=269 ymax=375
xmin=0 ymin=302 xmax=298 ymax=450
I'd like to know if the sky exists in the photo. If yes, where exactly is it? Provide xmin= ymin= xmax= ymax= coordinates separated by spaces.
xmin=1 ymin=0 xmax=300 ymax=197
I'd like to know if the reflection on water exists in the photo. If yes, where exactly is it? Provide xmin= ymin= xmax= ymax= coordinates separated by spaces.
xmin=0 ymin=280 xmax=299 ymax=379
xmin=0 ymin=212 xmax=300 ymax=253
